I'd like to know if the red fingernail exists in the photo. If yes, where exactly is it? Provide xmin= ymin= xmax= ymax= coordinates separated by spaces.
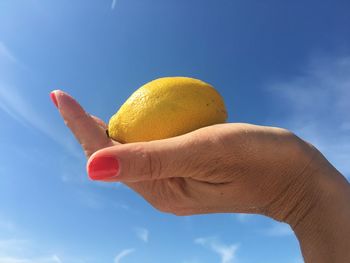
xmin=87 ymin=156 xmax=120 ymax=181
xmin=50 ymin=91 xmax=58 ymax=108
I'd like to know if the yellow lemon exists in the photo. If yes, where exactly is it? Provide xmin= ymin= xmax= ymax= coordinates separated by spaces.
xmin=108 ymin=77 xmax=227 ymax=143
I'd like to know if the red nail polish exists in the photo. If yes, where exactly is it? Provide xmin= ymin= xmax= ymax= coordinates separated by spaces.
xmin=88 ymin=156 xmax=120 ymax=181
xmin=50 ymin=91 xmax=58 ymax=108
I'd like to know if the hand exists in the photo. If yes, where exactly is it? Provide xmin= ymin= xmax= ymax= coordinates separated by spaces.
xmin=51 ymin=90 xmax=350 ymax=262
xmin=51 ymin=90 xmax=316 ymax=221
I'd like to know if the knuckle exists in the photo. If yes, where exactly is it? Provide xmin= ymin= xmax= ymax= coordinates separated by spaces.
xmin=129 ymin=144 xmax=163 ymax=180
xmin=146 ymin=149 xmax=163 ymax=180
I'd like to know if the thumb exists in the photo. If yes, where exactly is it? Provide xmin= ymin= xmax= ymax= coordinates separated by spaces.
xmin=86 ymin=133 xmax=209 ymax=182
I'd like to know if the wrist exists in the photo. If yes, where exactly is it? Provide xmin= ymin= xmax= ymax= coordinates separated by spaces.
xmin=289 ymin=151 xmax=350 ymax=262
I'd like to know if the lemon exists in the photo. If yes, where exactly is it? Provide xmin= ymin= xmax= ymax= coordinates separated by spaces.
xmin=108 ymin=77 xmax=227 ymax=143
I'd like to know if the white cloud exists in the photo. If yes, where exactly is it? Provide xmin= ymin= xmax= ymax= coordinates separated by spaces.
xmin=134 ymin=227 xmax=149 ymax=243
xmin=114 ymin=249 xmax=135 ymax=263
xmin=0 ymin=42 xmax=81 ymax=159
xmin=0 ymin=255 xmax=62 ymax=263
xmin=113 ymin=202 xmax=130 ymax=210
xmin=0 ymin=239 xmax=29 ymax=254
xmin=50 ymin=255 xmax=62 ymax=263
xmin=0 ymin=83 xmax=81 ymax=159
xmin=195 ymin=237 xmax=238 ymax=263
xmin=268 ymin=55 xmax=350 ymax=179
xmin=111 ymin=0 xmax=117 ymax=10
xmin=0 ymin=41 xmax=17 ymax=64
xmin=0 ymin=238 xmax=62 ymax=263
xmin=263 ymin=223 xmax=294 ymax=237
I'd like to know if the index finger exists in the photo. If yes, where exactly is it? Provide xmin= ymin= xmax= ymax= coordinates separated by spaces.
xmin=51 ymin=90 xmax=114 ymax=157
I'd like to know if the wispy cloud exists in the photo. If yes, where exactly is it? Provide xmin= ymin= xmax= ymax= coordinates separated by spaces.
xmin=268 ymin=55 xmax=350 ymax=178
xmin=195 ymin=237 xmax=239 ymax=263
xmin=0 ymin=42 xmax=81 ymax=158
xmin=0 ymin=255 xmax=62 ymax=263
xmin=0 ymin=41 xmax=82 ymax=158
xmin=113 ymin=202 xmax=130 ymax=211
xmin=0 ymin=83 xmax=81 ymax=159
xmin=0 ymin=238 xmax=62 ymax=263
xmin=114 ymin=248 xmax=135 ymax=263
xmin=134 ymin=227 xmax=149 ymax=243
xmin=0 ymin=239 xmax=29 ymax=255
xmin=50 ymin=255 xmax=61 ymax=263
xmin=0 ymin=41 xmax=17 ymax=64
xmin=263 ymin=222 xmax=294 ymax=237
xmin=111 ymin=0 xmax=117 ymax=10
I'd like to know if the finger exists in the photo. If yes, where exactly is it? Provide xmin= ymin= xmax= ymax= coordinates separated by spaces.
xmin=90 ymin=115 xmax=108 ymax=130
xmin=51 ymin=90 xmax=114 ymax=157
xmin=85 ymin=130 xmax=218 ymax=182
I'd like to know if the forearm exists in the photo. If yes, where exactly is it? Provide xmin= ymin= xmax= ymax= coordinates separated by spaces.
xmin=291 ymin=154 xmax=350 ymax=262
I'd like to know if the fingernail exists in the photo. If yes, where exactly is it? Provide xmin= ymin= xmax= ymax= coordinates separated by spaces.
xmin=87 ymin=156 xmax=120 ymax=181
xmin=50 ymin=91 xmax=59 ymax=108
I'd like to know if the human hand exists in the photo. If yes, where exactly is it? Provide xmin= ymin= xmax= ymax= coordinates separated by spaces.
xmin=52 ymin=90 xmax=350 ymax=262
xmin=50 ymin=90 xmax=317 ymax=222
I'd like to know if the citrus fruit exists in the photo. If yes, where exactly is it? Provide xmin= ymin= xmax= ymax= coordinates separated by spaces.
xmin=108 ymin=77 xmax=227 ymax=143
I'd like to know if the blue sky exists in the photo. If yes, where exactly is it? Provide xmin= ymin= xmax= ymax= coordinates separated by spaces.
xmin=0 ymin=0 xmax=350 ymax=262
